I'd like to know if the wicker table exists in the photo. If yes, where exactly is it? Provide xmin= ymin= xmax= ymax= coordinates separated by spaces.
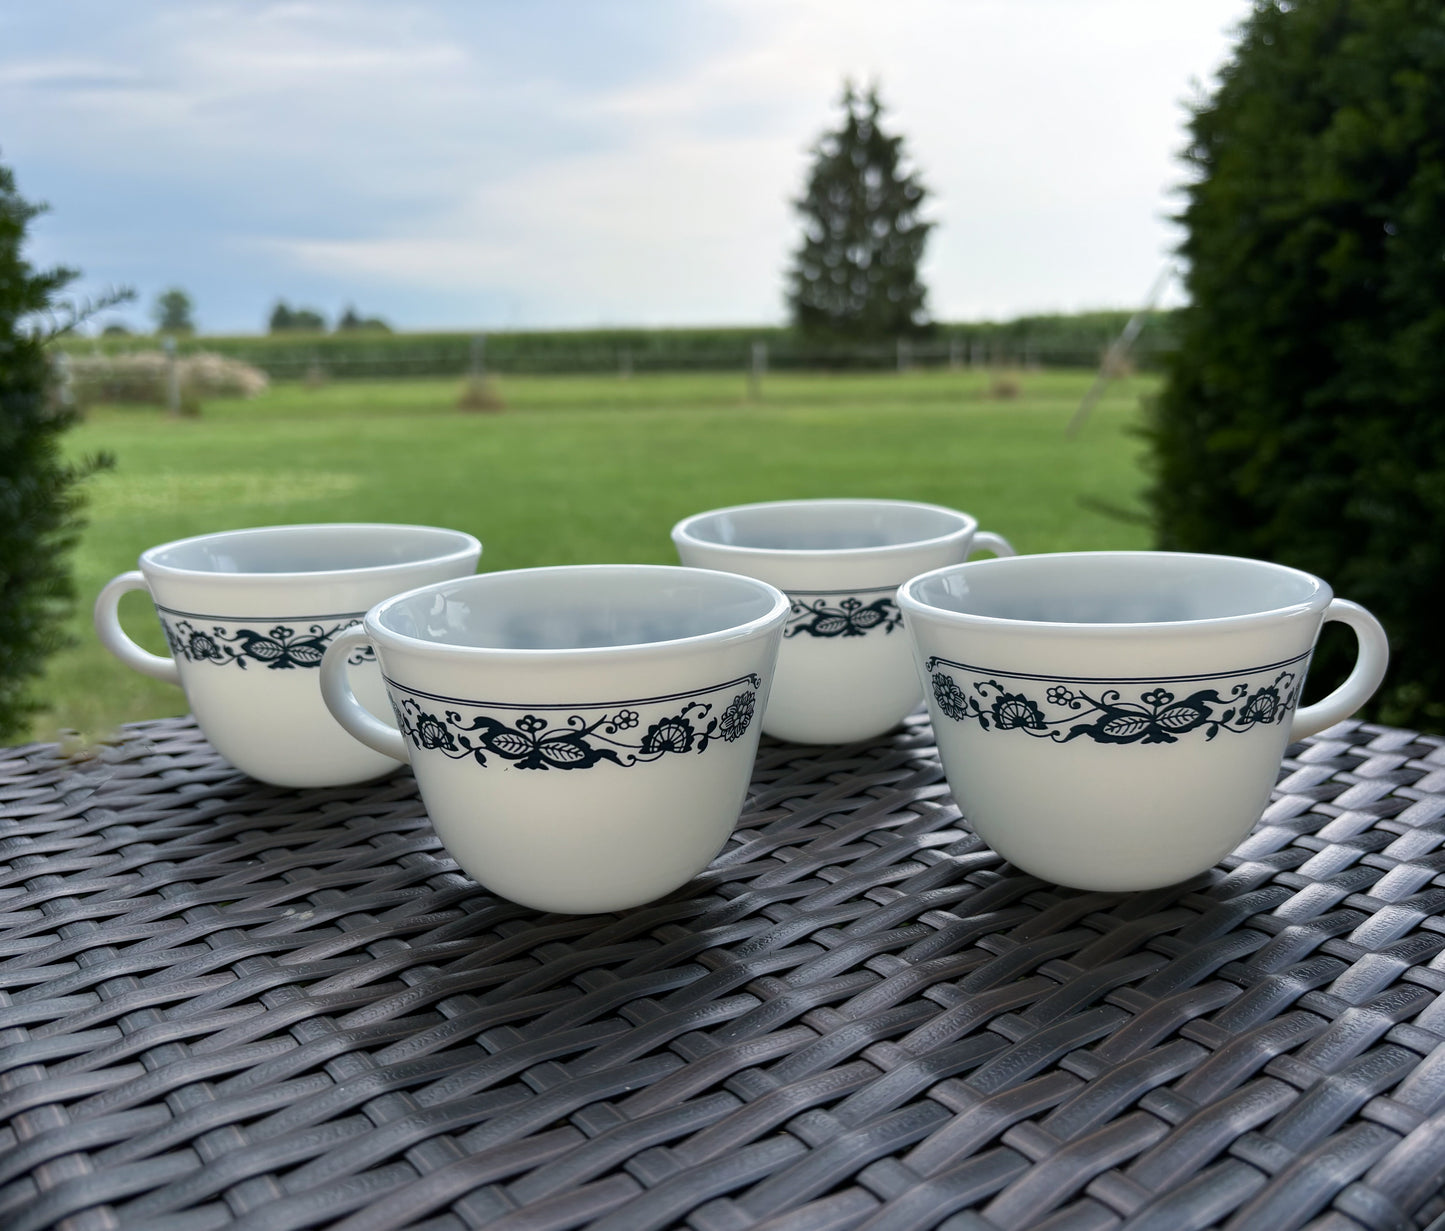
xmin=2 ymin=716 xmax=1444 ymax=1231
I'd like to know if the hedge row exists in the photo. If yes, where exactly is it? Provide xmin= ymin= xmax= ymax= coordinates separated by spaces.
xmin=1147 ymin=0 xmax=1445 ymax=733
xmin=62 ymin=311 xmax=1175 ymax=380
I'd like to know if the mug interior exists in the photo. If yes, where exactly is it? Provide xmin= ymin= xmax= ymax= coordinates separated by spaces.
xmin=377 ymin=566 xmax=783 ymax=651
xmin=906 ymin=552 xmax=1327 ymax=625
xmin=679 ymin=500 xmax=970 ymax=553
xmin=145 ymin=524 xmax=478 ymax=576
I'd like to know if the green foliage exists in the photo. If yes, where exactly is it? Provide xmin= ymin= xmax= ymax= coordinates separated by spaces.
xmin=268 ymin=301 xmax=326 ymax=333
xmin=59 ymin=311 xmax=1174 ymax=379
xmin=0 ymin=159 xmax=110 ymax=740
xmin=337 ymin=305 xmax=391 ymax=333
xmin=152 ymin=287 xmax=195 ymax=335
xmin=1148 ymin=0 xmax=1445 ymax=731
xmin=788 ymin=84 xmax=933 ymax=342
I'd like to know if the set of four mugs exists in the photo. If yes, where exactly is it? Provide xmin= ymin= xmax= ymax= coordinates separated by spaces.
xmin=95 ymin=498 xmax=1389 ymax=913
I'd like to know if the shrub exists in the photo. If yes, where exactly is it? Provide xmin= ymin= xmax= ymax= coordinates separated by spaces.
xmin=184 ymin=352 xmax=269 ymax=399
xmin=987 ymin=373 xmax=1021 ymax=400
xmin=1148 ymin=0 xmax=1445 ymax=731
xmin=0 ymin=160 xmax=110 ymax=740
xmin=64 ymin=350 xmax=268 ymax=408
xmin=456 ymin=375 xmax=505 ymax=412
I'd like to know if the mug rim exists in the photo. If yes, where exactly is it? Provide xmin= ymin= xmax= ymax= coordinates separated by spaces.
xmin=898 ymin=550 xmax=1333 ymax=635
xmin=670 ymin=498 xmax=978 ymax=561
xmin=138 ymin=522 xmax=483 ymax=584
xmin=366 ymin=563 xmax=791 ymax=660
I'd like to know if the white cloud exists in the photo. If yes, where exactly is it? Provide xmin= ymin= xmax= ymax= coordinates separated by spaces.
xmin=274 ymin=128 xmax=796 ymax=323
xmin=0 ymin=0 xmax=1251 ymax=328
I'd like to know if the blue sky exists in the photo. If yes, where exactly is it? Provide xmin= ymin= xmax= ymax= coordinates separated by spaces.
xmin=2 ymin=0 xmax=1251 ymax=334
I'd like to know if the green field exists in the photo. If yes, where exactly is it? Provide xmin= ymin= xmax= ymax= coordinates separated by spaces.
xmin=36 ymin=367 xmax=1155 ymax=743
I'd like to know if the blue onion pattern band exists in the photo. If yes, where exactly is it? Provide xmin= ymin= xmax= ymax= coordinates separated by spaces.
xmin=386 ymin=673 xmax=762 ymax=771
xmin=785 ymin=586 xmax=903 ymax=639
xmin=924 ymin=651 xmax=1312 ymax=745
xmin=155 ymin=604 xmax=374 ymax=669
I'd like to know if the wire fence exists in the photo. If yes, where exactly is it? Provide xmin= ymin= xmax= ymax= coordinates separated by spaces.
xmin=67 ymin=316 xmax=1175 ymax=383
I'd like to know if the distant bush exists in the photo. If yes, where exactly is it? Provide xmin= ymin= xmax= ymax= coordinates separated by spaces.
xmin=1148 ymin=0 xmax=1445 ymax=731
xmin=65 ymin=350 xmax=268 ymax=408
xmin=456 ymin=375 xmax=505 ymax=412
xmin=153 ymin=287 xmax=195 ymax=335
xmin=337 ymin=306 xmax=391 ymax=333
xmin=987 ymin=373 xmax=1021 ymax=400
xmin=268 ymin=301 xmax=326 ymax=334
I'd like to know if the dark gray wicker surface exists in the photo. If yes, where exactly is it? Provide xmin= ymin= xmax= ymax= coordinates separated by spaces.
xmin=2 ymin=715 xmax=1445 ymax=1231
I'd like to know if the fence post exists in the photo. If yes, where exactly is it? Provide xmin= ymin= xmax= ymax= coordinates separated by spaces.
xmin=619 ymin=346 xmax=632 ymax=379
xmin=747 ymin=340 xmax=767 ymax=401
xmin=897 ymin=337 xmax=911 ymax=373
xmin=948 ymin=338 xmax=962 ymax=370
xmin=470 ymin=332 xmax=486 ymax=377
xmin=163 ymin=335 xmax=180 ymax=418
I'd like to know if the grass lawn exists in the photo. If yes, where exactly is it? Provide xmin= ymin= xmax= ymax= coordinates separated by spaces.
xmin=34 ymin=366 xmax=1155 ymax=743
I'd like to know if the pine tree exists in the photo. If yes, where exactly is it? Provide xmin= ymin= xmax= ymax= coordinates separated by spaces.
xmin=0 ymin=158 xmax=112 ymax=740
xmin=788 ymin=84 xmax=933 ymax=343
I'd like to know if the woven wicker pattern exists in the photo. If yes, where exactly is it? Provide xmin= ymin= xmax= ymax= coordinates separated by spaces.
xmin=2 ymin=716 xmax=1444 ymax=1231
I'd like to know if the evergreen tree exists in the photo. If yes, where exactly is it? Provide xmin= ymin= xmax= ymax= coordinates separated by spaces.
xmin=788 ymin=84 xmax=933 ymax=342
xmin=0 ymin=159 xmax=112 ymax=740
xmin=336 ymin=305 xmax=391 ymax=333
xmin=153 ymin=287 xmax=195 ymax=334
xmin=1148 ymin=0 xmax=1445 ymax=730
xmin=268 ymin=300 xmax=325 ymax=333
xmin=268 ymin=301 xmax=295 ymax=333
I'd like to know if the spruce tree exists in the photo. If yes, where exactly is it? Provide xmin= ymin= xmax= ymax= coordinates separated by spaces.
xmin=788 ymin=84 xmax=933 ymax=342
xmin=0 ymin=158 xmax=111 ymax=740
xmin=1147 ymin=0 xmax=1445 ymax=731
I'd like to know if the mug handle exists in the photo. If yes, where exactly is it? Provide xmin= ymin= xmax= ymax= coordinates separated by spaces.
xmin=94 ymin=571 xmax=180 ymax=685
xmin=967 ymin=531 xmax=1016 ymax=559
xmin=319 ymin=625 xmax=409 ymax=763
xmin=1290 ymin=599 xmax=1390 ymax=741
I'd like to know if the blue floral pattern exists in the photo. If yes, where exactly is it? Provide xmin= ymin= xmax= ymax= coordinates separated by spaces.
xmin=160 ymin=613 xmax=373 ymax=669
xmin=391 ymin=675 xmax=761 ymax=771
xmin=925 ymin=654 xmax=1306 ymax=745
xmin=785 ymin=589 xmax=903 ymax=639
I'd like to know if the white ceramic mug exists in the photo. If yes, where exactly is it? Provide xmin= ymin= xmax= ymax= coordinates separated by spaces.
xmin=94 ymin=523 xmax=482 ymax=788
xmin=318 ymin=564 xmax=789 ymax=913
xmin=899 ymin=551 xmax=1390 ymax=891
xmin=671 ymin=499 xmax=1014 ymax=743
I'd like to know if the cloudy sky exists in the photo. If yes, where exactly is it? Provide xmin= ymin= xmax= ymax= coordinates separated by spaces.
xmin=2 ymin=0 xmax=1251 ymax=334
